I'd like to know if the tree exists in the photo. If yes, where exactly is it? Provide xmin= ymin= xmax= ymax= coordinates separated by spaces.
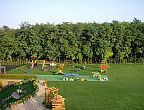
xmin=0 ymin=18 xmax=144 ymax=63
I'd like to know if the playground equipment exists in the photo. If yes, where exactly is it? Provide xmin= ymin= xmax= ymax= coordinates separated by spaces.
xmin=58 ymin=64 xmax=64 ymax=74
xmin=92 ymin=72 xmax=101 ymax=78
xmin=36 ymin=60 xmax=46 ymax=70
xmin=50 ymin=61 xmax=57 ymax=67
xmin=92 ymin=71 xmax=108 ymax=81
xmin=54 ymin=64 xmax=64 ymax=75
xmin=92 ymin=60 xmax=109 ymax=81
xmin=31 ymin=59 xmax=37 ymax=69
xmin=49 ymin=61 xmax=56 ymax=72
xmin=44 ymin=87 xmax=65 ymax=110
xmin=100 ymin=60 xmax=108 ymax=74
xmin=0 ymin=64 xmax=6 ymax=75
xmin=63 ymin=74 xmax=87 ymax=81
xmin=63 ymin=74 xmax=78 ymax=81
xmin=31 ymin=60 xmax=46 ymax=70
xmin=31 ymin=57 xmax=37 ymax=69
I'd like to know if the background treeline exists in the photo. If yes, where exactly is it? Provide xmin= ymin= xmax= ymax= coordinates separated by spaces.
xmin=0 ymin=18 xmax=144 ymax=63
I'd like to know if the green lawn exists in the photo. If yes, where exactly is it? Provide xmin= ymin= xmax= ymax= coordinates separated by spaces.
xmin=7 ymin=63 xmax=105 ymax=80
xmin=7 ymin=63 xmax=102 ymax=75
xmin=47 ymin=64 xmax=144 ymax=110
xmin=5 ymin=63 xmax=144 ymax=110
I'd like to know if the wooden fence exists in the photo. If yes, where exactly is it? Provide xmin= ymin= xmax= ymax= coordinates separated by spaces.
xmin=0 ymin=59 xmax=28 ymax=66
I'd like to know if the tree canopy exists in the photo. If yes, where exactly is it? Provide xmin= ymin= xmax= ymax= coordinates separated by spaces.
xmin=0 ymin=18 xmax=144 ymax=63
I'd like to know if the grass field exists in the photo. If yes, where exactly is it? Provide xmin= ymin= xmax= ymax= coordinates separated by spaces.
xmin=6 ymin=63 xmax=106 ymax=81
xmin=47 ymin=64 xmax=144 ymax=110
xmin=7 ymin=63 xmax=102 ymax=75
xmin=5 ymin=63 xmax=144 ymax=110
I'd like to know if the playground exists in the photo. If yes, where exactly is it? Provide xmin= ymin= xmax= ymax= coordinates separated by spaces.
xmin=48 ymin=63 xmax=144 ymax=110
xmin=0 ymin=62 xmax=144 ymax=110
xmin=2 ymin=60 xmax=109 ymax=82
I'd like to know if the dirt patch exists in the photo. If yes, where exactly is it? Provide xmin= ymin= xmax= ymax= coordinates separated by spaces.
xmin=0 ymin=79 xmax=21 ymax=87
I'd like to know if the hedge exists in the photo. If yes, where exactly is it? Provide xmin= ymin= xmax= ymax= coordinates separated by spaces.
xmin=0 ymin=74 xmax=37 ymax=79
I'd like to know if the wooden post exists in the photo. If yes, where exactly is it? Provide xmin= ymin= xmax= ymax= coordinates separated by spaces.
xmin=48 ymin=88 xmax=51 ymax=103
xmin=45 ymin=88 xmax=47 ymax=103
xmin=56 ymin=90 xmax=58 ymax=100
xmin=42 ymin=60 xmax=45 ymax=70
xmin=4 ymin=67 xmax=6 ymax=75
xmin=0 ymin=67 xmax=1 ymax=74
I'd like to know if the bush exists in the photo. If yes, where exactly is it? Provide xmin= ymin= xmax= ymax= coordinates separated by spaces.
xmin=0 ymin=79 xmax=38 ymax=109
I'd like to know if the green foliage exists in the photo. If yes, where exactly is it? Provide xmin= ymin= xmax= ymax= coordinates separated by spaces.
xmin=0 ymin=79 xmax=38 ymax=109
xmin=103 ymin=51 xmax=113 ymax=61
xmin=0 ymin=18 xmax=144 ymax=63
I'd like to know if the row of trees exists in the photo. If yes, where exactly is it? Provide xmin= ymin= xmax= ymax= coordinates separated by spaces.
xmin=0 ymin=18 xmax=144 ymax=63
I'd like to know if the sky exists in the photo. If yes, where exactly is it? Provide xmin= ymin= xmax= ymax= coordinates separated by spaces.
xmin=0 ymin=0 xmax=144 ymax=28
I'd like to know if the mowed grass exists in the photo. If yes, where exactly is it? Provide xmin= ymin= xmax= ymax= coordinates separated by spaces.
xmin=8 ymin=63 xmax=102 ymax=75
xmin=47 ymin=64 xmax=144 ymax=110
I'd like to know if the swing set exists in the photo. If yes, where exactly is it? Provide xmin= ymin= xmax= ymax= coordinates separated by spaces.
xmin=31 ymin=60 xmax=46 ymax=70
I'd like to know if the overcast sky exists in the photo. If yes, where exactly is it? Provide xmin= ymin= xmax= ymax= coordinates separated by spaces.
xmin=0 ymin=0 xmax=144 ymax=28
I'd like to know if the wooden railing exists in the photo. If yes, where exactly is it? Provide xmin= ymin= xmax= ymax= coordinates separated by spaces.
xmin=0 ymin=59 xmax=28 ymax=66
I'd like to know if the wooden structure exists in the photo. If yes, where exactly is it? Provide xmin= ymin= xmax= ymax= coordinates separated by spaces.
xmin=45 ymin=87 xmax=65 ymax=110
xmin=36 ymin=60 xmax=46 ymax=70
xmin=50 ymin=61 xmax=56 ymax=67
xmin=31 ymin=60 xmax=46 ymax=70
xmin=57 ymin=64 xmax=64 ymax=74
xmin=0 ymin=80 xmax=3 ymax=88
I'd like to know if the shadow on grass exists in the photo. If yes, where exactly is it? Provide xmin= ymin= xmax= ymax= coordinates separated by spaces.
xmin=3 ymin=65 xmax=18 ymax=71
